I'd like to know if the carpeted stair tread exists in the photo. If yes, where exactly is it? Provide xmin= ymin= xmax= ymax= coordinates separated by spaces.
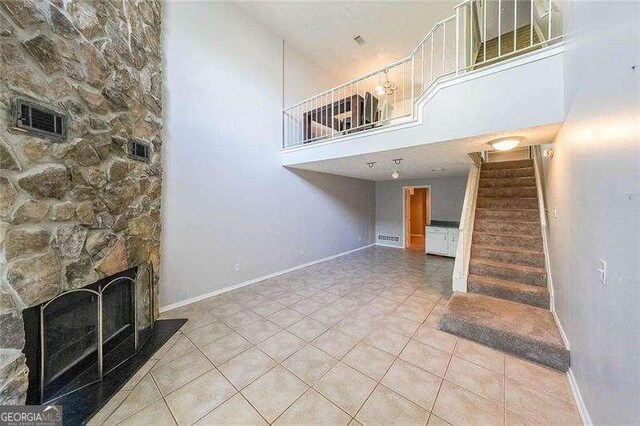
xmin=478 ymin=186 xmax=537 ymax=198
xmin=479 ymin=176 xmax=536 ymax=188
xmin=468 ymin=274 xmax=550 ymax=308
xmin=476 ymin=197 xmax=538 ymax=209
xmin=473 ymin=232 xmax=542 ymax=251
xmin=481 ymin=160 xmax=533 ymax=170
xmin=474 ymin=219 xmax=541 ymax=235
xmin=469 ymin=257 xmax=547 ymax=286
xmin=480 ymin=167 xmax=535 ymax=179
xmin=471 ymin=244 xmax=545 ymax=268
xmin=475 ymin=208 xmax=540 ymax=222
xmin=439 ymin=292 xmax=569 ymax=371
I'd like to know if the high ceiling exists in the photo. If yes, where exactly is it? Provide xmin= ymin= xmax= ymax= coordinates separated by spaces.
xmin=237 ymin=1 xmax=457 ymax=82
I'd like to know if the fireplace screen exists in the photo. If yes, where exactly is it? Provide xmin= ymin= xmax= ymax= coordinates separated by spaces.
xmin=23 ymin=264 xmax=155 ymax=404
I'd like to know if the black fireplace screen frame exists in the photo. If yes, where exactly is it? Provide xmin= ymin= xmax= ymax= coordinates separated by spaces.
xmin=22 ymin=264 xmax=155 ymax=405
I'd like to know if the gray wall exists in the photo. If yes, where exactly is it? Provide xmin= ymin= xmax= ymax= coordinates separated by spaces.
xmin=542 ymin=1 xmax=640 ymax=423
xmin=161 ymin=2 xmax=375 ymax=308
xmin=375 ymin=176 xmax=468 ymax=247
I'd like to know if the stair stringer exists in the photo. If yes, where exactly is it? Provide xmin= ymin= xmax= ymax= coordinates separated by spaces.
xmin=452 ymin=154 xmax=482 ymax=292
xmin=532 ymin=145 xmax=571 ymax=350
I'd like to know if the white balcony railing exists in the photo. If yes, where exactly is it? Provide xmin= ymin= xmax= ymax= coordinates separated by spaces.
xmin=282 ymin=0 xmax=563 ymax=149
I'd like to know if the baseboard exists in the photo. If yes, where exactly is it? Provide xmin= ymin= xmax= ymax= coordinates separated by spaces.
xmin=552 ymin=309 xmax=571 ymax=351
xmin=375 ymin=243 xmax=403 ymax=249
xmin=159 ymin=244 xmax=375 ymax=313
xmin=567 ymin=368 xmax=592 ymax=425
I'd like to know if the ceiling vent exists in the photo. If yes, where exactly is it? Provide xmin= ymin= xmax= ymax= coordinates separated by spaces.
xmin=128 ymin=139 xmax=151 ymax=163
xmin=353 ymin=35 xmax=366 ymax=46
xmin=15 ymin=99 xmax=65 ymax=138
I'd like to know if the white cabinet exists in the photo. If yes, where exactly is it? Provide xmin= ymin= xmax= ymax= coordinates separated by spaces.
xmin=426 ymin=226 xmax=459 ymax=258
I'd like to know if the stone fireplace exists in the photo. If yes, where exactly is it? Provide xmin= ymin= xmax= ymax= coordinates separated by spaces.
xmin=0 ymin=0 xmax=163 ymax=405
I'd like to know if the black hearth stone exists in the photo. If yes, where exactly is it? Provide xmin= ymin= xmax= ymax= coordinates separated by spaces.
xmin=52 ymin=319 xmax=186 ymax=426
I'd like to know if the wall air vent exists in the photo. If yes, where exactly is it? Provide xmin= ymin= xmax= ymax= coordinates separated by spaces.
xmin=128 ymin=139 xmax=151 ymax=163
xmin=353 ymin=35 xmax=366 ymax=46
xmin=378 ymin=235 xmax=399 ymax=242
xmin=15 ymin=99 xmax=65 ymax=138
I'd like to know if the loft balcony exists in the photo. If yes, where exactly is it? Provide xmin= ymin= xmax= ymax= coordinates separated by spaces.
xmin=281 ymin=0 xmax=565 ymax=169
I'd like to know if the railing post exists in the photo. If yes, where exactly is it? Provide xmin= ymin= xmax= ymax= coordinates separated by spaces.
xmin=455 ymin=6 xmax=460 ymax=74
xmin=411 ymin=54 xmax=415 ymax=112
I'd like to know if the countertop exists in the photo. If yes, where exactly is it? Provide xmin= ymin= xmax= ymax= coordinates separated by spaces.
xmin=427 ymin=220 xmax=460 ymax=228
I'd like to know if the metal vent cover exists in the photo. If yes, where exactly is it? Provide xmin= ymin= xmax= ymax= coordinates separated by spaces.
xmin=128 ymin=139 xmax=151 ymax=163
xmin=378 ymin=235 xmax=399 ymax=242
xmin=15 ymin=99 xmax=65 ymax=138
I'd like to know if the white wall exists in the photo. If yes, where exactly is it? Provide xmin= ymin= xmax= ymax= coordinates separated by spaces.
xmin=284 ymin=44 xmax=338 ymax=107
xmin=376 ymin=176 xmax=468 ymax=247
xmin=542 ymin=1 xmax=640 ymax=423
xmin=161 ymin=2 xmax=376 ymax=308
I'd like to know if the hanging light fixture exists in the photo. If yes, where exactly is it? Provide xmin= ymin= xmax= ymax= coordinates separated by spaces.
xmin=375 ymin=69 xmax=398 ymax=96
xmin=392 ymin=171 xmax=400 ymax=179
xmin=391 ymin=158 xmax=402 ymax=179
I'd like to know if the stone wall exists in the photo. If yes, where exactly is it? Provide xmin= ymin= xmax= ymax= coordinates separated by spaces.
xmin=0 ymin=0 xmax=162 ymax=404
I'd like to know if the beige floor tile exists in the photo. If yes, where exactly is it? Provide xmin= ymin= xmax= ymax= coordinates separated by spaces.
xmin=506 ymin=411 xmax=538 ymax=425
xmin=314 ymin=362 xmax=377 ymax=416
xmin=155 ymin=334 xmax=197 ymax=367
xmin=234 ymin=319 xmax=281 ymax=344
xmin=194 ymin=393 xmax=267 ymax=425
xmin=151 ymin=349 xmax=214 ymax=395
xmin=219 ymin=309 xmax=264 ymax=330
xmin=251 ymin=300 xmax=286 ymax=317
xmin=454 ymin=339 xmax=505 ymax=373
xmin=433 ymin=381 xmax=504 ymax=426
xmin=210 ymin=301 xmax=245 ymax=318
xmin=241 ymin=365 xmax=308 ymax=423
xmin=349 ymin=419 xmax=364 ymax=426
xmin=274 ymin=388 xmax=350 ymax=425
xmin=257 ymin=330 xmax=306 ymax=362
xmin=87 ymin=390 xmax=129 ymax=426
xmin=355 ymin=385 xmax=430 ymax=426
xmin=179 ymin=311 xmax=219 ymax=333
xmin=445 ymin=355 xmax=504 ymax=405
xmin=103 ymin=375 xmax=161 ymax=425
xmin=364 ymin=327 xmax=410 ymax=356
xmin=287 ymin=317 xmax=330 ymax=342
xmin=269 ymin=308 xmax=306 ymax=328
xmin=413 ymin=325 xmax=457 ymax=353
xmin=310 ymin=306 xmax=346 ymax=326
xmin=218 ymin=346 xmax=276 ymax=389
xmin=394 ymin=303 xmax=429 ymax=323
xmin=121 ymin=359 xmax=158 ymax=391
xmin=200 ymin=331 xmax=252 ymax=365
xmin=282 ymin=344 xmax=337 ymax=385
xmin=427 ymin=414 xmax=452 ymax=425
xmin=381 ymin=314 xmax=421 ymax=337
xmin=343 ymin=342 xmax=395 ymax=381
xmin=290 ymin=298 xmax=326 ymax=315
xmin=150 ymin=332 xmax=182 ymax=360
xmin=506 ymin=378 xmax=582 ymax=424
xmin=184 ymin=319 xmax=232 ymax=347
xmin=118 ymin=399 xmax=176 ymax=426
xmin=381 ymin=359 xmax=442 ymax=411
xmin=506 ymin=355 xmax=573 ymax=402
xmin=399 ymin=340 xmax=452 ymax=377
xmin=165 ymin=368 xmax=236 ymax=425
xmin=312 ymin=328 xmax=360 ymax=359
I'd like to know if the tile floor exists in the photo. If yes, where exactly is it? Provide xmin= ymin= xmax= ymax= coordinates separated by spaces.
xmin=89 ymin=247 xmax=582 ymax=425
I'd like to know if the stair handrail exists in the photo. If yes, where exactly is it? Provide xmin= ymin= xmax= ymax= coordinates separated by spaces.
xmin=452 ymin=153 xmax=482 ymax=292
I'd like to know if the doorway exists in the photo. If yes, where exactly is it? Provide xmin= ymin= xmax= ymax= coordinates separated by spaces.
xmin=403 ymin=186 xmax=431 ymax=252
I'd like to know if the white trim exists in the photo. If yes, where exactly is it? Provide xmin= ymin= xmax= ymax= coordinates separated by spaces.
xmin=375 ymin=243 xmax=403 ymax=249
xmin=567 ymin=368 xmax=592 ymax=425
xmin=159 ymin=244 xmax=375 ymax=313
xmin=401 ymin=185 xmax=431 ymax=250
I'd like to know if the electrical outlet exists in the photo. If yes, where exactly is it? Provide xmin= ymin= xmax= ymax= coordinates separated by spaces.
xmin=553 ymin=206 xmax=557 ymax=220
xmin=234 ymin=263 xmax=241 ymax=272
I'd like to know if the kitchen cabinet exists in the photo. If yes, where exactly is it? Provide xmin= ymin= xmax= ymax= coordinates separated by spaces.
xmin=426 ymin=226 xmax=459 ymax=258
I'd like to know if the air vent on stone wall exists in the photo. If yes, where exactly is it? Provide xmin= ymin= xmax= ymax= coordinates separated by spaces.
xmin=128 ymin=139 xmax=151 ymax=163
xmin=15 ymin=99 xmax=65 ymax=138
xmin=378 ymin=235 xmax=399 ymax=242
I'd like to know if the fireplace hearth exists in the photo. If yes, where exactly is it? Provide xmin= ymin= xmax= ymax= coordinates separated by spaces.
xmin=22 ymin=264 xmax=155 ymax=405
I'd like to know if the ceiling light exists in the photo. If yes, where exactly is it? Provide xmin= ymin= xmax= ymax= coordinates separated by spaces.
xmin=392 ymin=158 xmax=403 ymax=165
xmin=367 ymin=161 xmax=376 ymax=168
xmin=490 ymin=138 xmax=521 ymax=151
xmin=392 ymin=171 xmax=400 ymax=179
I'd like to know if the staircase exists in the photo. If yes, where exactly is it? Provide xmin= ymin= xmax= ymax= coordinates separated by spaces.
xmin=474 ymin=24 xmax=541 ymax=69
xmin=440 ymin=159 xmax=570 ymax=371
